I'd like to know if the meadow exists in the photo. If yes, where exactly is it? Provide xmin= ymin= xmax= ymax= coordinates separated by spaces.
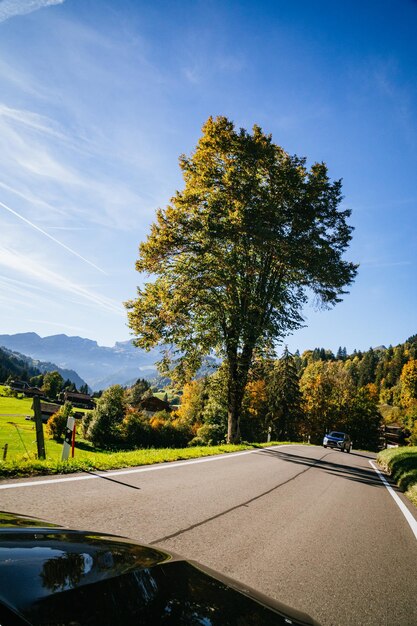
xmin=0 ymin=388 xmax=94 ymax=463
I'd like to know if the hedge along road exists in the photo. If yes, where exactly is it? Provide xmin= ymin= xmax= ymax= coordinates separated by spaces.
xmin=1 ymin=444 xmax=417 ymax=626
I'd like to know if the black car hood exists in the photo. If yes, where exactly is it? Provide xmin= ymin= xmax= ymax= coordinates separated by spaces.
xmin=0 ymin=512 xmax=320 ymax=625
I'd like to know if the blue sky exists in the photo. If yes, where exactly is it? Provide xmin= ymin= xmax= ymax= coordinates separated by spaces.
xmin=0 ymin=0 xmax=416 ymax=355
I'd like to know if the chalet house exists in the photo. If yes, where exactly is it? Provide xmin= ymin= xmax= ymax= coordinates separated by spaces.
xmin=23 ymin=387 xmax=45 ymax=398
xmin=9 ymin=380 xmax=30 ymax=391
xmin=139 ymin=396 xmax=171 ymax=416
xmin=37 ymin=402 xmax=61 ymax=423
xmin=58 ymin=391 xmax=95 ymax=409
xmin=9 ymin=380 xmax=44 ymax=398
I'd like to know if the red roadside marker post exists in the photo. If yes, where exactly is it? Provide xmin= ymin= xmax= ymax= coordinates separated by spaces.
xmin=71 ymin=421 xmax=76 ymax=458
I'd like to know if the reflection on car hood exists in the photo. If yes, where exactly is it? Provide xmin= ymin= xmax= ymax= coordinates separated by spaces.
xmin=0 ymin=511 xmax=321 ymax=625
xmin=0 ymin=511 xmax=59 ymax=529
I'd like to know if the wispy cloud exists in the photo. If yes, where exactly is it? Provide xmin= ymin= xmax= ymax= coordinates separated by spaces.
xmin=0 ymin=108 xmax=82 ymax=186
xmin=183 ymin=66 xmax=200 ymax=85
xmin=0 ymin=199 xmax=106 ymax=273
xmin=350 ymin=56 xmax=417 ymax=150
xmin=24 ymin=318 xmax=90 ymax=334
xmin=0 ymin=180 xmax=63 ymax=216
xmin=182 ymin=53 xmax=244 ymax=85
xmin=46 ymin=226 xmax=89 ymax=231
xmin=0 ymin=0 xmax=64 ymax=24
xmin=0 ymin=274 xmax=62 ymax=308
xmin=0 ymin=100 xmax=154 ymax=230
xmin=0 ymin=246 xmax=123 ymax=314
xmin=0 ymin=104 xmax=67 ymax=139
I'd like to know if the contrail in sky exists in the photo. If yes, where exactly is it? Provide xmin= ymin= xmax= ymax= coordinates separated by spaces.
xmin=0 ymin=199 xmax=106 ymax=274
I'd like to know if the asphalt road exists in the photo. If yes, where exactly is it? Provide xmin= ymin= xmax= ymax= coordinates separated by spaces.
xmin=1 ymin=445 xmax=417 ymax=626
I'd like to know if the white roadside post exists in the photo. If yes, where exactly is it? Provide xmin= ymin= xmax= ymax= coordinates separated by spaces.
xmin=61 ymin=416 xmax=75 ymax=461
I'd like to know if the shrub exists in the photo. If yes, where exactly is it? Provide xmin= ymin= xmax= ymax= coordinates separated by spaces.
xmin=149 ymin=411 xmax=192 ymax=448
xmin=81 ymin=411 xmax=94 ymax=439
xmin=120 ymin=410 xmax=153 ymax=448
xmin=188 ymin=436 xmax=206 ymax=447
xmin=46 ymin=402 xmax=73 ymax=441
xmin=2 ymin=386 xmax=18 ymax=398
xmin=194 ymin=423 xmax=225 ymax=445
xmin=410 ymin=423 xmax=417 ymax=446
xmin=87 ymin=385 xmax=126 ymax=449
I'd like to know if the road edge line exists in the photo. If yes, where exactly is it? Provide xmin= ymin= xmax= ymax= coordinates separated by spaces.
xmin=369 ymin=460 xmax=417 ymax=541
xmin=0 ymin=445 xmax=294 ymax=490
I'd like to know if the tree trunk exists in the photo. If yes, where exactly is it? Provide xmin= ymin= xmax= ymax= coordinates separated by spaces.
xmin=226 ymin=347 xmax=253 ymax=444
xmin=227 ymin=379 xmax=244 ymax=444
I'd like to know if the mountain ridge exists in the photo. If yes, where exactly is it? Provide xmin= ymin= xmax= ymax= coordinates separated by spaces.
xmin=0 ymin=333 xmax=159 ymax=390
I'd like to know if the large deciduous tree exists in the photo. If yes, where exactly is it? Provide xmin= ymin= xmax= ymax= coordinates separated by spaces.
xmin=126 ymin=116 xmax=357 ymax=443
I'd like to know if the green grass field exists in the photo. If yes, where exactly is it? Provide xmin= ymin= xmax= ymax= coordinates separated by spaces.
xmin=0 ymin=387 xmax=95 ymax=464
xmin=0 ymin=409 xmax=100 ymax=464
xmin=0 ymin=389 xmax=37 ymax=460
xmin=0 ymin=390 xmax=33 ymax=416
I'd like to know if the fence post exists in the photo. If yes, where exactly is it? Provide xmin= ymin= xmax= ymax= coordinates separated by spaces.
xmin=33 ymin=396 xmax=46 ymax=460
xmin=2 ymin=443 xmax=8 ymax=461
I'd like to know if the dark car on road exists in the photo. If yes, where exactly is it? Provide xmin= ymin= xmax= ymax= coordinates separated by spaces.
xmin=323 ymin=431 xmax=352 ymax=452
xmin=0 ymin=511 xmax=320 ymax=626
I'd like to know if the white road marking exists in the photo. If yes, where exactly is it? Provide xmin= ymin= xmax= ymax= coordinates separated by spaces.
xmin=0 ymin=446 xmax=299 ymax=491
xmin=369 ymin=460 xmax=417 ymax=541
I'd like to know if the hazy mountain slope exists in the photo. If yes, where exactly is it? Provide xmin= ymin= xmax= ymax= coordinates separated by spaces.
xmin=0 ymin=345 xmax=88 ymax=389
xmin=0 ymin=346 xmax=42 ymax=382
xmin=0 ymin=333 xmax=159 ymax=390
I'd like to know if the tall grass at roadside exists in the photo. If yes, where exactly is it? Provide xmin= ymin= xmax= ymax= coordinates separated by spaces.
xmin=0 ymin=442 xmax=297 ymax=478
xmin=377 ymin=446 xmax=417 ymax=508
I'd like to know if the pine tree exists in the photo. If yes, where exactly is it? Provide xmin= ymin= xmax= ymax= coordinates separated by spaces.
xmin=357 ymin=348 xmax=379 ymax=388
xmin=267 ymin=347 xmax=303 ymax=440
